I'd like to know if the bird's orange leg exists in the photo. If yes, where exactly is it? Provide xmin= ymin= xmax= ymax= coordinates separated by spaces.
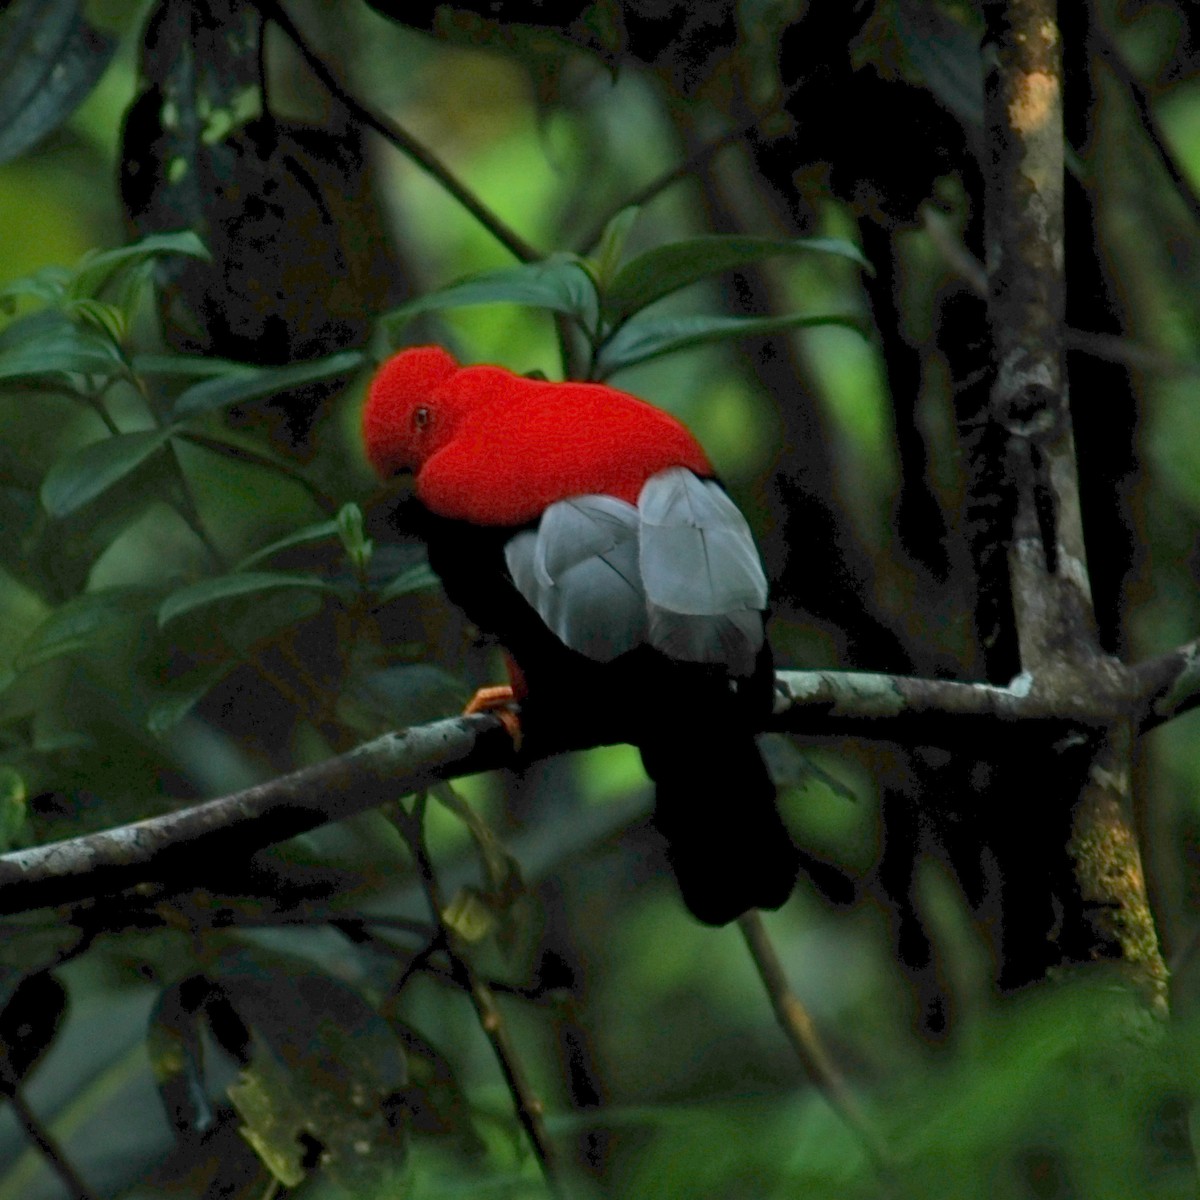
xmin=463 ymin=653 xmax=526 ymax=749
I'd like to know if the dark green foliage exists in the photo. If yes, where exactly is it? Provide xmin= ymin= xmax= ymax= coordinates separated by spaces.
xmin=0 ymin=1 xmax=1197 ymax=1197
xmin=0 ymin=0 xmax=115 ymax=165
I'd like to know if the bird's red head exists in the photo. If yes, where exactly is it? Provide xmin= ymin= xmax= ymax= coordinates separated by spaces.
xmin=362 ymin=345 xmax=461 ymax=478
xmin=363 ymin=344 xmax=714 ymax=524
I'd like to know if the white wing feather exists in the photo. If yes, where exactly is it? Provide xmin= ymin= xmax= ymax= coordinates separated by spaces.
xmin=505 ymin=468 xmax=767 ymax=674
xmin=505 ymin=496 xmax=646 ymax=662
xmin=638 ymin=468 xmax=769 ymax=614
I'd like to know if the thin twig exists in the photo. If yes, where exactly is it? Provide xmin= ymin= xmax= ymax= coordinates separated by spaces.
xmin=737 ymin=911 xmax=891 ymax=1174
xmin=166 ymin=442 xmax=226 ymax=569
xmin=252 ymin=0 xmax=541 ymax=266
xmin=923 ymin=204 xmax=1200 ymax=377
xmin=1131 ymin=636 xmax=1200 ymax=732
xmin=391 ymin=799 xmax=566 ymax=1196
xmin=1095 ymin=30 xmax=1200 ymax=232
xmin=574 ymin=125 xmax=747 ymax=255
xmin=176 ymin=430 xmax=336 ymax=513
xmin=1 ymin=1078 xmax=98 ymax=1200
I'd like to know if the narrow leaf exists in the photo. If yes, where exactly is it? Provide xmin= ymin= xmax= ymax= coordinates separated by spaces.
xmin=896 ymin=0 xmax=983 ymax=131
xmin=146 ymin=662 xmax=237 ymax=735
xmin=66 ymin=298 xmax=126 ymax=343
xmin=595 ymin=311 xmax=867 ymax=379
xmin=147 ymin=979 xmax=213 ymax=1137
xmin=338 ymin=663 xmax=468 ymax=733
xmin=0 ymin=767 xmax=27 ymax=853
xmin=16 ymin=587 xmax=158 ymax=669
xmin=172 ymin=350 xmax=363 ymax=418
xmin=0 ymin=972 xmax=66 ymax=1080
xmin=589 ymin=205 xmax=640 ymax=289
xmin=375 ymin=562 xmax=439 ymax=605
xmin=0 ymin=317 xmax=125 ymax=386
xmin=69 ymin=231 xmax=210 ymax=302
xmin=131 ymin=352 xmax=256 ymax=380
xmin=433 ymin=782 xmax=522 ymax=901
xmin=0 ymin=267 xmax=70 ymax=309
xmin=441 ymin=889 xmax=496 ymax=943
xmin=603 ymin=235 xmax=872 ymax=325
xmin=235 ymin=518 xmax=342 ymax=571
xmin=336 ymin=502 xmax=372 ymax=574
xmin=174 ymin=430 xmax=327 ymax=504
xmin=158 ymin=571 xmax=336 ymax=628
xmin=380 ymin=254 xmax=599 ymax=340
xmin=40 ymin=429 xmax=171 ymax=517
xmin=0 ymin=0 xmax=116 ymax=165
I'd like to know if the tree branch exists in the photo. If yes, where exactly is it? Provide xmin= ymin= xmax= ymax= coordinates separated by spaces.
xmin=1131 ymin=638 xmax=1200 ymax=732
xmin=573 ymin=125 xmax=746 ymax=256
xmin=0 ymin=669 xmax=1122 ymax=920
xmin=772 ymin=669 xmax=1091 ymax=738
xmin=0 ymin=714 xmax=517 ymax=916
xmin=984 ymin=0 xmax=1094 ymax=668
xmin=1094 ymin=29 xmax=1200 ymax=233
xmin=737 ymin=911 xmax=890 ymax=1175
xmin=390 ymin=798 xmax=565 ymax=1196
xmin=1 ymin=1078 xmax=97 ymax=1200
xmin=251 ymin=0 xmax=542 ymax=266
xmin=981 ymin=0 xmax=1167 ymax=1012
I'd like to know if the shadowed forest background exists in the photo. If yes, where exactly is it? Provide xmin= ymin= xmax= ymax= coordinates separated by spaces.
xmin=2 ymin=0 xmax=1200 ymax=1196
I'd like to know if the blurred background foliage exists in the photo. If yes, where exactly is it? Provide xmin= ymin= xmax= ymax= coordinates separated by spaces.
xmin=0 ymin=0 xmax=1199 ymax=1196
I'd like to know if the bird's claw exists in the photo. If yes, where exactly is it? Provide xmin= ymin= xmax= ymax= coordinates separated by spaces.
xmin=463 ymin=685 xmax=523 ymax=751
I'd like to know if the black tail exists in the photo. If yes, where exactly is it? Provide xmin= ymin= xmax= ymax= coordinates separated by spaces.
xmin=641 ymin=728 xmax=801 ymax=925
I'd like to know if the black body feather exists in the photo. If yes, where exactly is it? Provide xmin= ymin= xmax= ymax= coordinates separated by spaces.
xmin=401 ymin=475 xmax=801 ymax=925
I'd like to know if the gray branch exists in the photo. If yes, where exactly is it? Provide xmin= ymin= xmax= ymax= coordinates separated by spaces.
xmin=0 ymin=669 xmax=1113 ymax=919
xmin=4 ymin=650 xmax=1195 ymax=922
xmin=1132 ymin=638 xmax=1200 ymax=732
xmin=0 ymin=715 xmax=516 ymax=917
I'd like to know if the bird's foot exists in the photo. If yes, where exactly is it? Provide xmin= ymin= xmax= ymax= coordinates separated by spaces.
xmin=463 ymin=685 xmax=523 ymax=751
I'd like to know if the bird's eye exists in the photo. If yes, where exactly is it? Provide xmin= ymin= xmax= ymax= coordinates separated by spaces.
xmin=413 ymin=406 xmax=431 ymax=429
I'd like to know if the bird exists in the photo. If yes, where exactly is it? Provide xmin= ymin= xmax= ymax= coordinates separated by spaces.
xmin=362 ymin=345 xmax=800 ymax=924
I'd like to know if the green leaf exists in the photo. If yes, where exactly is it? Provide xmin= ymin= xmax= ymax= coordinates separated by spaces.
xmin=0 ymin=315 xmax=125 ymax=386
xmin=171 ymin=349 xmax=363 ymax=418
xmin=40 ymin=429 xmax=171 ymax=517
xmin=219 ymin=967 xmax=409 ymax=1191
xmin=65 ymin=297 xmax=126 ymax=344
xmin=441 ymin=888 xmax=496 ymax=943
xmin=895 ymin=0 xmax=983 ymax=131
xmin=158 ymin=571 xmax=337 ymax=628
xmin=0 ymin=267 xmax=70 ymax=310
xmin=0 ymin=767 xmax=27 ymax=852
xmin=146 ymin=661 xmax=237 ymax=735
xmin=68 ymin=231 xmax=210 ymax=301
xmin=336 ymin=502 xmax=372 ymax=573
xmin=0 ymin=0 xmax=116 ymax=165
xmin=602 ymin=235 xmax=872 ymax=325
xmin=227 ymin=1053 xmax=307 ymax=1187
xmin=588 ymin=205 xmax=640 ymax=290
xmin=375 ymin=562 xmax=439 ymax=606
xmin=433 ymin=781 xmax=522 ymax=901
xmin=594 ymin=311 xmax=866 ymax=379
xmin=235 ymin=518 xmax=343 ymax=571
xmin=380 ymin=254 xmax=599 ymax=341
xmin=129 ymin=352 xmax=251 ymax=380
xmin=174 ymin=429 xmax=323 ymax=500
xmin=338 ymin=663 xmax=468 ymax=733
xmin=16 ymin=587 xmax=158 ymax=669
